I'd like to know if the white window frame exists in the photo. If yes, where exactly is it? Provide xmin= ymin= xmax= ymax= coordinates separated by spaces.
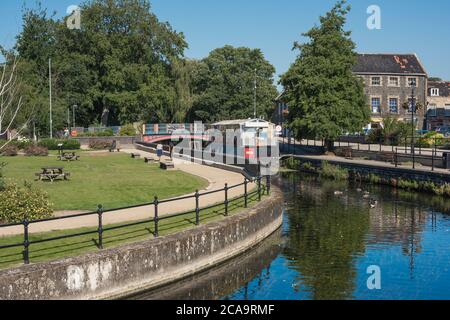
xmin=388 ymin=76 xmax=400 ymax=87
xmin=430 ymin=88 xmax=440 ymax=96
xmin=407 ymin=77 xmax=418 ymax=87
xmin=370 ymin=76 xmax=382 ymax=87
xmin=371 ymin=96 xmax=382 ymax=114
xmin=388 ymin=96 xmax=399 ymax=114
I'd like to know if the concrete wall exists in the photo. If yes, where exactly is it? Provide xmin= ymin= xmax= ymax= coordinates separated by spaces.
xmin=75 ymin=136 xmax=139 ymax=147
xmin=0 ymin=189 xmax=283 ymax=300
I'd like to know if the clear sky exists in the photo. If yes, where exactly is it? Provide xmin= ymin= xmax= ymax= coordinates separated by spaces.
xmin=1 ymin=0 xmax=449 ymax=86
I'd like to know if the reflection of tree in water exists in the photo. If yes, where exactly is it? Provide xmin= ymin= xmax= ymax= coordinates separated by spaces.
xmin=281 ymin=174 xmax=370 ymax=300
xmin=279 ymin=172 xmax=433 ymax=298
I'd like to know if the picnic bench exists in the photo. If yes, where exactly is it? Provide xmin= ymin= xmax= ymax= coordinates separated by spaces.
xmin=144 ymin=157 xmax=155 ymax=163
xmin=109 ymin=140 xmax=121 ymax=153
xmin=377 ymin=152 xmax=396 ymax=164
xmin=131 ymin=153 xmax=141 ymax=159
xmin=160 ymin=161 xmax=175 ymax=170
xmin=35 ymin=167 xmax=70 ymax=182
xmin=57 ymin=152 xmax=80 ymax=162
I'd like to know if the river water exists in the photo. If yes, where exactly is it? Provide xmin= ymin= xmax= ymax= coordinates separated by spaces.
xmin=130 ymin=172 xmax=450 ymax=300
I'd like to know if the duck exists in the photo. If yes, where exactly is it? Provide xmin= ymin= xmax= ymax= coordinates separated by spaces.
xmin=334 ymin=191 xmax=344 ymax=196
xmin=356 ymin=188 xmax=363 ymax=193
xmin=369 ymin=199 xmax=378 ymax=209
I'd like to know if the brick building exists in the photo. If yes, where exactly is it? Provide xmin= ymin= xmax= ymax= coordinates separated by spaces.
xmin=425 ymin=81 xmax=450 ymax=130
xmin=353 ymin=53 xmax=428 ymax=130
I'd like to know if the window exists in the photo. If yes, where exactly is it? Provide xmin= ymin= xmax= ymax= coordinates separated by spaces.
xmin=389 ymin=98 xmax=398 ymax=113
xmin=371 ymin=97 xmax=381 ymax=113
xmin=371 ymin=76 xmax=382 ymax=86
xmin=388 ymin=77 xmax=399 ymax=87
xmin=430 ymin=88 xmax=440 ymax=96
xmin=407 ymin=77 xmax=417 ymax=87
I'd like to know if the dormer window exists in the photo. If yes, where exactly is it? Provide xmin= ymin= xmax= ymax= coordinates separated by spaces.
xmin=430 ymin=88 xmax=440 ymax=96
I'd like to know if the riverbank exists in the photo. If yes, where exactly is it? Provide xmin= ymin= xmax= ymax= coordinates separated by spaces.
xmin=282 ymin=155 xmax=450 ymax=197
xmin=0 ymin=187 xmax=283 ymax=300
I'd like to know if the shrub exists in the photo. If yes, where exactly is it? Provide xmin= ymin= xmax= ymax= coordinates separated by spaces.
xmin=24 ymin=145 xmax=49 ymax=156
xmin=320 ymin=162 xmax=349 ymax=180
xmin=0 ymin=162 xmax=5 ymax=191
xmin=89 ymin=140 xmax=112 ymax=150
xmin=38 ymin=139 xmax=80 ymax=150
xmin=0 ymin=183 xmax=53 ymax=223
xmin=119 ymin=124 xmax=137 ymax=136
xmin=0 ymin=144 xmax=18 ymax=156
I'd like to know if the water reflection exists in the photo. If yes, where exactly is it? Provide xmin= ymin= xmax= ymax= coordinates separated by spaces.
xmin=131 ymin=173 xmax=450 ymax=300
xmin=128 ymin=229 xmax=283 ymax=300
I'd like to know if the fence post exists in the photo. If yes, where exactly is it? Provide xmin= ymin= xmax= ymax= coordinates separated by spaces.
xmin=224 ymin=183 xmax=229 ymax=216
xmin=97 ymin=205 xmax=103 ymax=249
xmin=257 ymin=177 xmax=262 ymax=202
xmin=154 ymin=196 xmax=159 ymax=237
xmin=244 ymin=179 xmax=248 ymax=208
xmin=395 ymin=148 xmax=398 ymax=168
xmin=266 ymin=175 xmax=271 ymax=195
xmin=23 ymin=219 xmax=30 ymax=265
xmin=195 ymin=190 xmax=200 ymax=225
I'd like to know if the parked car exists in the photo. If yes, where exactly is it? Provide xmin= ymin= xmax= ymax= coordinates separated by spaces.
xmin=435 ymin=126 xmax=450 ymax=137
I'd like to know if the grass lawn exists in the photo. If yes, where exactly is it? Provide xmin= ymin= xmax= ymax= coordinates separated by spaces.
xmin=0 ymin=152 xmax=208 ymax=211
xmin=0 ymin=192 xmax=263 ymax=270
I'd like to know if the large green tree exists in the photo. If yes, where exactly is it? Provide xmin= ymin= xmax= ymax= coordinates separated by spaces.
xmin=280 ymin=1 xmax=369 ymax=150
xmin=189 ymin=45 xmax=278 ymax=122
xmin=13 ymin=0 xmax=189 ymax=131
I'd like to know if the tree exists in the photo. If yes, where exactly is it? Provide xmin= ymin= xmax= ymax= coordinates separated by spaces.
xmin=0 ymin=56 xmax=30 ymax=150
xmin=280 ymin=1 xmax=369 ymax=151
xmin=13 ymin=0 xmax=189 ymax=130
xmin=189 ymin=45 xmax=278 ymax=122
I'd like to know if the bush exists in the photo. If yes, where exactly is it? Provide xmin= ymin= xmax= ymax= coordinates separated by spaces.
xmin=89 ymin=140 xmax=112 ymax=150
xmin=119 ymin=124 xmax=137 ymax=136
xmin=38 ymin=139 xmax=80 ymax=150
xmin=0 ymin=144 xmax=18 ymax=156
xmin=24 ymin=145 xmax=49 ymax=156
xmin=0 ymin=183 xmax=53 ymax=223
xmin=0 ymin=163 xmax=5 ymax=191
xmin=320 ymin=162 xmax=349 ymax=180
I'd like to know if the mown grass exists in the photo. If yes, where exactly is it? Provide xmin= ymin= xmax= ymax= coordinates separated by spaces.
xmin=0 ymin=192 xmax=263 ymax=270
xmin=0 ymin=153 xmax=208 ymax=210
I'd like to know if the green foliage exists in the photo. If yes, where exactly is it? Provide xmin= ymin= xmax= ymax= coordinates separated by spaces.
xmin=14 ymin=0 xmax=189 ymax=129
xmin=189 ymin=45 xmax=278 ymax=122
xmin=0 ymin=162 xmax=5 ymax=191
xmin=0 ymin=182 xmax=53 ymax=223
xmin=301 ymin=162 xmax=315 ymax=172
xmin=366 ymin=116 xmax=414 ymax=145
xmin=416 ymin=132 xmax=444 ymax=148
xmin=24 ymin=145 xmax=49 ymax=156
xmin=320 ymin=162 xmax=349 ymax=180
xmin=280 ymin=1 xmax=369 ymax=143
xmin=119 ymin=124 xmax=137 ymax=136
xmin=38 ymin=139 xmax=80 ymax=150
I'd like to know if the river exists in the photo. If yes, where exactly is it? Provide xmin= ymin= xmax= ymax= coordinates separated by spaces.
xmin=129 ymin=172 xmax=450 ymax=300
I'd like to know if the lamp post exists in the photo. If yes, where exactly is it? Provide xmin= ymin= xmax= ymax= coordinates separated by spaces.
xmin=410 ymin=82 xmax=416 ymax=161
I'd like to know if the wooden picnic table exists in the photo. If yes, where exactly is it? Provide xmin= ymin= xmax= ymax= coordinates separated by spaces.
xmin=58 ymin=152 xmax=80 ymax=161
xmin=36 ymin=167 xmax=70 ymax=182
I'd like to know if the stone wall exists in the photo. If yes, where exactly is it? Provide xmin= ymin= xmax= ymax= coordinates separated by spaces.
xmin=75 ymin=136 xmax=139 ymax=147
xmin=0 ymin=189 xmax=283 ymax=300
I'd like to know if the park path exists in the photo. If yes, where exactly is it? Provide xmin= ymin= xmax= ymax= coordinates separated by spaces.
xmin=0 ymin=149 xmax=254 ymax=237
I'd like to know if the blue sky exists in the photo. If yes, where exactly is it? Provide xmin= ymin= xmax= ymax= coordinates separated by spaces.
xmin=1 ymin=0 xmax=449 ymax=85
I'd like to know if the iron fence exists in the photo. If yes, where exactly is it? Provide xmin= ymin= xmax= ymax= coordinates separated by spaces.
xmin=0 ymin=176 xmax=270 ymax=266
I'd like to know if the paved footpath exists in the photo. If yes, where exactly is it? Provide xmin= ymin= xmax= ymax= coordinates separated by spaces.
xmin=0 ymin=149 xmax=254 ymax=237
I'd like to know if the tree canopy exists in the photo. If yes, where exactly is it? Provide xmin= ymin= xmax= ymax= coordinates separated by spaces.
xmin=189 ymin=45 xmax=278 ymax=122
xmin=280 ymin=0 xmax=369 ymax=145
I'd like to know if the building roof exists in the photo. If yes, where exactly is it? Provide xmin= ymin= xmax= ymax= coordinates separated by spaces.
xmin=428 ymin=81 xmax=450 ymax=97
xmin=353 ymin=54 xmax=427 ymax=75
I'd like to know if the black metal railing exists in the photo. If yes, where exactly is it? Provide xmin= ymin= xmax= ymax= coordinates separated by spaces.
xmin=0 ymin=176 xmax=269 ymax=266
xmin=282 ymin=135 xmax=450 ymax=172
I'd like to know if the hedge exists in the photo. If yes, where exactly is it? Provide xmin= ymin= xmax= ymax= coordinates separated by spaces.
xmin=38 ymin=139 xmax=81 ymax=150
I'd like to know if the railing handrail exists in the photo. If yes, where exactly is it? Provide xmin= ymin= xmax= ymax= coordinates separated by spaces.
xmin=0 ymin=176 xmax=270 ymax=266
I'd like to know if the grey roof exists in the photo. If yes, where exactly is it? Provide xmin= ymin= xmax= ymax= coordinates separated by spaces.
xmin=353 ymin=54 xmax=427 ymax=75
xmin=428 ymin=81 xmax=450 ymax=97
